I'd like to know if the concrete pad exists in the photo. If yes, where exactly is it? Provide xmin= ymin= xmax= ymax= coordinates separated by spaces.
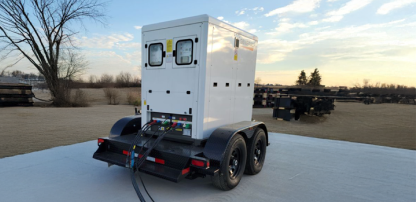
xmin=0 ymin=133 xmax=415 ymax=202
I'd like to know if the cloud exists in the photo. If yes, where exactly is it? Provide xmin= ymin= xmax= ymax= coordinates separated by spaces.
xmin=309 ymin=21 xmax=319 ymax=25
xmin=324 ymin=0 xmax=373 ymax=23
xmin=267 ymin=18 xmax=317 ymax=35
xmin=377 ymin=0 xmax=416 ymax=15
xmin=396 ymin=22 xmax=416 ymax=27
xmin=233 ymin=21 xmax=250 ymax=30
xmin=258 ymin=19 xmax=413 ymax=64
xmin=257 ymin=39 xmax=301 ymax=64
xmin=217 ymin=16 xmax=224 ymax=20
xmin=322 ymin=15 xmax=343 ymax=22
xmin=235 ymin=7 xmax=265 ymax=16
xmin=236 ymin=10 xmax=245 ymax=15
xmin=75 ymin=33 xmax=135 ymax=49
xmin=265 ymin=0 xmax=321 ymax=17
xmin=134 ymin=26 xmax=142 ymax=30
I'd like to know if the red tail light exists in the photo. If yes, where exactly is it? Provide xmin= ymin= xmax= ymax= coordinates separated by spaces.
xmin=182 ymin=167 xmax=190 ymax=175
xmin=191 ymin=159 xmax=209 ymax=168
xmin=97 ymin=138 xmax=104 ymax=145
xmin=191 ymin=159 xmax=204 ymax=167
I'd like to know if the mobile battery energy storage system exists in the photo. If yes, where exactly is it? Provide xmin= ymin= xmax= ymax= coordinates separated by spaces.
xmin=93 ymin=15 xmax=269 ymax=192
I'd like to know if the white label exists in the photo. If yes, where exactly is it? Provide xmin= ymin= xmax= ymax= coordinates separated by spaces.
xmin=166 ymin=53 xmax=173 ymax=63
xmin=183 ymin=129 xmax=191 ymax=136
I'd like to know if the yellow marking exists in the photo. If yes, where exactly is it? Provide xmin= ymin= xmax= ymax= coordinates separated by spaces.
xmin=175 ymin=128 xmax=183 ymax=132
xmin=167 ymin=39 xmax=173 ymax=52
xmin=234 ymin=54 xmax=238 ymax=61
xmin=144 ymin=100 xmax=146 ymax=105
xmin=133 ymin=145 xmax=136 ymax=149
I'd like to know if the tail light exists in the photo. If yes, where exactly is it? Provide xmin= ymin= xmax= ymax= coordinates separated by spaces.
xmin=191 ymin=159 xmax=210 ymax=168
xmin=97 ymin=138 xmax=104 ymax=146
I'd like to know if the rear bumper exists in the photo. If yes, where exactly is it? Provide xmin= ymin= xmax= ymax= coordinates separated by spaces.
xmin=93 ymin=134 xmax=218 ymax=182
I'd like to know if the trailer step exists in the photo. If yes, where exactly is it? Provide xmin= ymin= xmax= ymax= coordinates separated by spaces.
xmin=93 ymin=150 xmax=185 ymax=182
xmin=93 ymin=150 xmax=127 ymax=167
xmin=139 ymin=162 xmax=184 ymax=183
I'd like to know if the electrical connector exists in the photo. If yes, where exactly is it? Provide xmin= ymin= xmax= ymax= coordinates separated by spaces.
xmin=185 ymin=124 xmax=191 ymax=129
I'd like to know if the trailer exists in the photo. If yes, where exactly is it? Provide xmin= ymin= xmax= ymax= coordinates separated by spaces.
xmin=93 ymin=15 xmax=269 ymax=198
xmin=0 ymin=83 xmax=34 ymax=107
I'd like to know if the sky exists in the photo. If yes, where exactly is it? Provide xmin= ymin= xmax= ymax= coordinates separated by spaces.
xmin=3 ymin=0 xmax=416 ymax=87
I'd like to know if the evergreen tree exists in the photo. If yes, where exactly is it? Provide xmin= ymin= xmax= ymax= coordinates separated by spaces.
xmin=296 ymin=70 xmax=308 ymax=85
xmin=308 ymin=68 xmax=322 ymax=86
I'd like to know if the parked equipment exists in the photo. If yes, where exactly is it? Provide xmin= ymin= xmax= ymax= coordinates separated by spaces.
xmin=0 ymin=83 xmax=34 ymax=107
xmin=93 ymin=15 xmax=269 ymax=200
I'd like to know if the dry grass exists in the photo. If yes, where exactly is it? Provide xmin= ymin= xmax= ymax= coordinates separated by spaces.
xmin=127 ymin=91 xmax=141 ymax=106
xmin=71 ymin=89 xmax=90 ymax=107
xmin=103 ymin=88 xmax=120 ymax=105
xmin=33 ymin=88 xmax=142 ymax=105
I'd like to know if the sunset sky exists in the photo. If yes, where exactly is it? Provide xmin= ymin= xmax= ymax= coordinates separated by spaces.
xmin=4 ymin=0 xmax=416 ymax=87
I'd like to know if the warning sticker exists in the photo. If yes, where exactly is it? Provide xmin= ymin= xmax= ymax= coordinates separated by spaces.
xmin=234 ymin=47 xmax=238 ymax=61
xmin=166 ymin=39 xmax=173 ymax=52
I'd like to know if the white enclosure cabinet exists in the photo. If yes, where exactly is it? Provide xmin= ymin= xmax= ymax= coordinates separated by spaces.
xmin=141 ymin=15 xmax=258 ymax=140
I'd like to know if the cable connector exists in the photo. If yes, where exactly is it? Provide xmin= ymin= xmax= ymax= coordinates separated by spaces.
xmin=171 ymin=122 xmax=177 ymax=128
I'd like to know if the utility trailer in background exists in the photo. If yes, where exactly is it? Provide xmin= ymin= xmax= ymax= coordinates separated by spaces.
xmin=269 ymin=86 xmax=343 ymax=121
xmin=0 ymin=83 xmax=34 ymax=107
xmin=93 ymin=15 xmax=269 ymax=193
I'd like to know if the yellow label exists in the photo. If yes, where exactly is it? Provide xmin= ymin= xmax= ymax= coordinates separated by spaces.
xmin=234 ymin=54 xmax=238 ymax=61
xmin=175 ymin=128 xmax=183 ymax=132
xmin=144 ymin=100 xmax=146 ymax=105
xmin=167 ymin=39 xmax=173 ymax=52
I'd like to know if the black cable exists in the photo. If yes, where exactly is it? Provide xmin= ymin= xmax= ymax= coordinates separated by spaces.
xmin=128 ymin=119 xmax=168 ymax=202
xmin=129 ymin=118 xmax=175 ymax=202
xmin=134 ymin=125 xmax=162 ymax=202
xmin=134 ymin=125 xmax=167 ymax=202
xmin=128 ymin=124 xmax=151 ymax=202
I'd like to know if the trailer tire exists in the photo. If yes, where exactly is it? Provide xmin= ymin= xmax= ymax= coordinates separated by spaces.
xmin=244 ymin=128 xmax=267 ymax=175
xmin=212 ymin=134 xmax=247 ymax=191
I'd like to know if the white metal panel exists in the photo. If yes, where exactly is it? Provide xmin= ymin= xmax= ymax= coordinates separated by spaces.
xmin=204 ymin=25 xmax=236 ymax=138
xmin=142 ymin=23 xmax=202 ymax=139
xmin=232 ymin=34 xmax=257 ymax=123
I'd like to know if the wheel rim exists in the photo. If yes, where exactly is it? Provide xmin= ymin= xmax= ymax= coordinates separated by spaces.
xmin=254 ymin=139 xmax=263 ymax=165
xmin=229 ymin=148 xmax=241 ymax=179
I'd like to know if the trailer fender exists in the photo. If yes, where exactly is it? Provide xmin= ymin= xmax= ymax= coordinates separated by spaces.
xmin=203 ymin=121 xmax=268 ymax=165
xmin=109 ymin=115 xmax=142 ymax=138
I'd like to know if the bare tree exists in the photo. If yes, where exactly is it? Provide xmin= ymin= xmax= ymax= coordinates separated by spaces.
xmin=99 ymin=73 xmax=113 ymax=84
xmin=0 ymin=0 xmax=105 ymax=106
xmin=255 ymin=77 xmax=262 ymax=85
xmin=116 ymin=71 xmax=132 ymax=87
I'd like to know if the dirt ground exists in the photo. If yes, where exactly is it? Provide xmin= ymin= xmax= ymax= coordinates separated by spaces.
xmin=253 ymin=102 xmax=416 ymax=150
xmin=0 ymin=88 xmax=415 ymax=158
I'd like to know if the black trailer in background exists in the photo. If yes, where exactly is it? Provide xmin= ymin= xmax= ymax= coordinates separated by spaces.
xmin=253 ymin=86 xmax=363 ymax=121
xmin=0 ymin=84 xmax=34 ymax=107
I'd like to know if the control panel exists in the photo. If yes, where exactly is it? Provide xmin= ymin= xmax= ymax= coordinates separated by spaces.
xmin=149 ymin=112 xmax=192 ymax=136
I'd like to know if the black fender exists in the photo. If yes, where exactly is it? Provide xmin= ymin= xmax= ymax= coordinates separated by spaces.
xmin=109 ymin=115 xmax=142 ymax=138
xmin=203 ymin=121 xmax=268 ymax=166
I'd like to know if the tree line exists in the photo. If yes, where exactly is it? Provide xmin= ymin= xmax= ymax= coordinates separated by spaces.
xmin=295 ymin=68 xmax=322 ymax=86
